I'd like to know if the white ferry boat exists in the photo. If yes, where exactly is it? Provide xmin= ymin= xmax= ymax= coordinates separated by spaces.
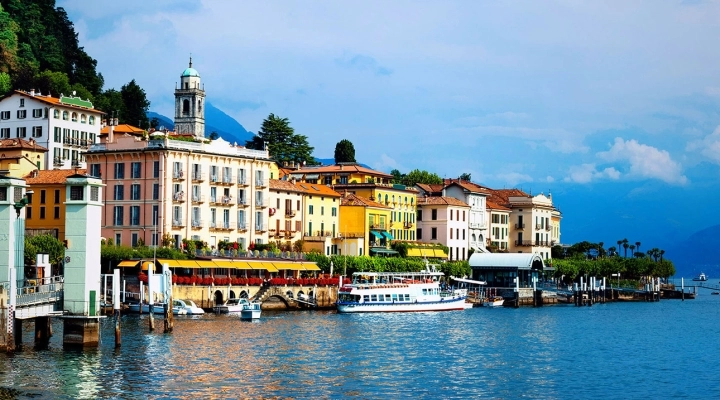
xmin=336 ymin=270 xmax=468 ymax=313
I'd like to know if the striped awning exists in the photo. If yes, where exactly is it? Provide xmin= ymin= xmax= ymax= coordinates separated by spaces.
xmin=117 ymin=260 xmax=139 ymax=267
xmin=370 ymin=231 xmax=383 ymax=240
xmin=303 ymin=263 xmax=321 ymax=271
xmin=406 ymin=248 xmax=423 ymax=257
xmin=433 ymin=249 xmax=448 ymax=258
xmin=246 ymin=261 xmax=278 ymax=272
xmin=212 ymin=260 xmax=237 ymax=268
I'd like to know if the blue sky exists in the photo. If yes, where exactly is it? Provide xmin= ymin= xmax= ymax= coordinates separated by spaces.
xmin=59 ymin=1 xmax=720 ymax=262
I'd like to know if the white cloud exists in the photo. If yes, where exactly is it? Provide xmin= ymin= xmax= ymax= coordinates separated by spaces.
xmin=545 ymin=176 xmax=555 ymax=183
xmin=598 ymin=138 xmax=688 ymax=185
xmin=495 ymin=172 xmax=533 ymax=186
xmin=686 ymin=126 xmax=720 ymax=164
xmin=372 ymin=154 xmax=402 ymax=172
xmin=564 ymin=164 xmax=621 ymax=183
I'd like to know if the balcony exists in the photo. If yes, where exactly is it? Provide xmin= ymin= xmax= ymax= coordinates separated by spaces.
xmin=514 ymin=240 xmax=552 ymax=247
xmin=284 ymin=230 xmax=295 ymax=238
xmin=237 ymin=177 xmax=248 ymax=186
xmin=237 ymin=198 xmax=248 ymax=207
xmin=192 ymin=194 xmax=205 ymax=204
xmin=403 ymin=222 xmax=412 ymax=229
xmin=173 ymin=170 xmax=185 ymax=180
xmin=210 ymin=175 xmax=219 ymax=183
xmin=220 ymin=196 xmax=234 ymax=206
xmin=370 ymin=223 xmax=386 ymax=230
xmin=172 ymin=218 xmax=185 ymax=228
xmin=469 ymin=222 xmax=487 ymax=230
xmin=192 ymin=171 xmax=204 ymax=182
xmin=173 ymin=192 xmax=186 ymax=203
xmin=546 ymin=225 xmax=552 ymax=232
xmin=53 ymin=157 xmax=63 ymax=166
xmin=221 ymin=175 xmax=233 ymax=185
xmin=209 ymin=196 xmax=218 ymax=204
xmin=285 ymin=209 xmax=296 ymax=218
xmin=515 ymin=223 xmax=525 ymax=230
xmin=255 ymin=224 xmax=266 ymax=232
xmin=255 ymin=179 xmax=268 ymax=188
xmin=211 ymin=222 xmax=232 ymax=231
xmin=237 ymin=222 xmax=247 ymax=231
xmin=191 ymin=220 xmax=203 ymax=229
xmin=256 ymin=199 xmax=267 ymax=208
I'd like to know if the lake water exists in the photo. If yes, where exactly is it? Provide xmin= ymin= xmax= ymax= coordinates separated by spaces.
xmin=1 ymin=291 xmax=719 ymax=399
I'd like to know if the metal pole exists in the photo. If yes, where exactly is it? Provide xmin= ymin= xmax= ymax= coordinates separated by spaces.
xmin=164 ymin=263 xmax=173 ymax=333
xmin=681 ymin=277 xmax=684 ymax=301
xmin=113 ymin=269 xmax=121 ymax=348
xmin=148 ymin=262 xmax=155 ymax=332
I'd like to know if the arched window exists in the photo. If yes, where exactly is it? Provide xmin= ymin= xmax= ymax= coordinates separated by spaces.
xmin=80 ymin=114 xmax=87 ymax=123
xmin=182 ymin=99 xmax=190 ymax=115
xmin=89 ymin=116 xmax=95 ymax=125
xmin=54 ymin=109 xmax=60 ymax=119
xmin=71 ymin=112 xmax=77 ymax=122
xmin=385 ymin=194 xmax=389 ymax=204
xmin=62 ymin=111 xmax=68 ymax=120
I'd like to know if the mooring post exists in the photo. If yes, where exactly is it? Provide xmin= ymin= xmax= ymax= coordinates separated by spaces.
xmin=114 ymin=268 xmax=121 ymax=348
xmin=681 ymin=278 xmax=684 ymax=301
xmin=163 ymin=263 xmax=173 ymax=333
xmin=514 ymin=276 xmax=519 ymax=308
xmin=148 ymin=263 xmax=155 ymax=332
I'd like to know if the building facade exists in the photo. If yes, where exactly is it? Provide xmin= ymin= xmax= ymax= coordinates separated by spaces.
xmin=268 ymin=179 xmax=305 ymax=250
xmin=339 ymin=193 xmax=392 ymax=256
xmin=442 ymin=179 xmax=491 ymax=253
xmin=23 ymin=169 xmax=85 ymax=241
xmin=416 ymin=196 xmax=470 ymax=261
xmin=0 ymin=138 xmax=48 ymax=177
xmin=494 ymin=189 xmax=559 ymax=259
xmin=0 ymin=90 xmax=102 ymax=170
xmin=174 ymin=57 xmax=205 ymax=139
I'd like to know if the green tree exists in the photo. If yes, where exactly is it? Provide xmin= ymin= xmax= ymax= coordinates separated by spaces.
xmin=403 ymin=169 xmax=442 ymax=186
xmin=24 ymin=234 xmax=64 ymax=269
xmin=459 ymin=173 xmax=471 ymax=181
xmin=245 ymin=113 xmax=315 ymax=164
xmin=120 ymin=79 xmax=150 ymax=128
xmin=94 ymin=88 xmax=125 ymax=120
xmin=334 ymin=139 xmax=356 ymax=163
xmin=390 ymin=169 xmax=405 ymax=184
xmin=0 ymin=71 xmax=11 ymax=95
xmin=34 ymin=69 xmax=71 ymax=97
xmin=209 ymin=130 xmax=220 ymax=140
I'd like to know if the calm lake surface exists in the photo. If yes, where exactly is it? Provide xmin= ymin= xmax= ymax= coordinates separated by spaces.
xmin=1 ymin=291 xmax=719 ymax=399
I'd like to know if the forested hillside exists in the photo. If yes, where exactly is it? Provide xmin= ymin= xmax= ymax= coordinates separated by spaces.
xmin=0 ymin=0 xmax=150 ymax=127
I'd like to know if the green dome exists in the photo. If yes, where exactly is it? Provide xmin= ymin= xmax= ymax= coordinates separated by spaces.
xmin=182 ymin=67 xmax=200 ymax=77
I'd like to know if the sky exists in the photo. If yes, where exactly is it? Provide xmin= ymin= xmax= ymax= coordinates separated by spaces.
xmin=58 ymin=0 xmax=720 ymax=265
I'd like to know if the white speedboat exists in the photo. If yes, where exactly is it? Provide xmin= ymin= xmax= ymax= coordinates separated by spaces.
xmin=214 ymin=298 xmax=262 ymax=319
xmin=692 ymin=272 xmax=708 ymax=282
xmin=173 ymin=299 xmax=205 ymax=315
xmin=483 ymin=296 xmax=505 ymax=308
xmin=127 ymin=302 xmax=167 ymax=314
xmin=241 ymin=300 xmax=262 ymax=320
xmin=336 ymin=269 xmax=468 ymax=313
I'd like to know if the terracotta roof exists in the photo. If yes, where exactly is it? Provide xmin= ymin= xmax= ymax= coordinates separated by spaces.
xmin=269 ymin=179 xmax=305 ymax=193
xmin=415 ymin=183 xmax=445 ymax=194
xmin=416 ymin=196 xmax=469 ymax=207
xmin=11 ymin=90 xmax=102 ymax=113
xmin=443 ymin=178 xmax=493 ymax=195
xmin=490 ymin=188 xmax=530 ymax=206
xmin=486 ymin=199 xmax=511 ymax=211
xmin=0 ymin=138 xmax=48 ymax=152
xmin=100 ymin=124 xmax=144 ymax=135
xmin=24 ymin=169 xmax=87 ymax=185
xmin=340 ymin=193 xmax=391 ymax=208
xmin=294 ymin=163 xmax=393 ymax=178
xmin=296 ymin=182 xmax=341 ymax=197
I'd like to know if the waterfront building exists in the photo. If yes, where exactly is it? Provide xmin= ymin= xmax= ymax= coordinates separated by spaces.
xmin=441 ymin=179 xmax=491 ymax=252
xmin=292 ymin=163 xmax=418 ymax=243
xmin=296 ymin=181 xmax=341 ymax=255
xmin=23 ymin=169 xmax=85 ymax=241
xmin=85 ymin=61 xmax=273 ymax=250
xmin=415 ymin=196 xmax=470 ymax=260
xmin=268 ymin=179 xmax=304 ymax=250
xmin=0 ymin=138 xmax=48 ymax=177
xmin=337 ymin=192 xmax=393 ymax=256
xmin=493 ymin=189 xmax=560 ymax=259
xmin=0 ymin=90 xmax=102 ymax=170
xmin=486 ymin=198 xmax=511 ymax=252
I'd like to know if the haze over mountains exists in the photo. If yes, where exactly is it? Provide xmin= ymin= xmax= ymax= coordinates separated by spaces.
xmin=148 ymin=102 xmax=255 ymax=145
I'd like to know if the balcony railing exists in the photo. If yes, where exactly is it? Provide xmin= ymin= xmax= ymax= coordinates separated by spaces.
xmin=237 ymin=198 xmax=248 ymax=207
xmin=173 ymin=170 xmax=185 ymax=180
xmin=285 ymin=210 xmax=296 ymax=217
xmin=403 ymin=222 xmax=412 ymax=229
xmin=210 ymin=175 xmax=219 ymax=183
xmin=370 ymin=223 xmax=386 ymax=230
xmin=514 ymin=240 xmax=552 ymax=247
xmin=191 ymin=220 xmax=203 ymax=229
xmin=221 ymin=196 xmax=234 ymax=205
xmin=221 ymin=175 xmax=233 ymax=185
xmin=237 ymin=177 xmax=248 ymax=186
xmin=192 ymin=171 xmax=204 ymax=181
xmin=172 ymin=219 xmax=184 ymax=227
xmin=469 ymin=222 xmax=487 ymax=229
xmin=192 ymin=195 xmax=205 ymax=203
xmin=173 ymin=192 xmax=186 ymax=202
xmin=209 ymin=196 xmax=218 ymax=204
xmin=255 ymin=224 xmax=266 ymax=232
xmin=255 ymin=179 xmax=268 ymax=188
xmin=256 ymin=199 xmax=266 ymax=208
xmin=237 ymin=222 xmax=247 ymax=231
xmin=515 ymin=223 xmax=525 ymax=230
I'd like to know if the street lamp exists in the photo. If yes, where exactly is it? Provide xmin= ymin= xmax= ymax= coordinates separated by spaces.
xmin=14 ymin=189 xmax=33 ymax=217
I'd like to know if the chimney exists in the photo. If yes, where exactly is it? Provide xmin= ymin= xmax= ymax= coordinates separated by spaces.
xmin=30 ymin=89 xmax=35 ymax=96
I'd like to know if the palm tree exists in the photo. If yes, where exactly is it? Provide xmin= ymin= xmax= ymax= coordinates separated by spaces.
xmin=609 ymin=246 xmax=617 ymax=257
xmin=598 ymin=241 xmax=605 ymax=258
xmin=622 ymin=238 xmax=629 ymax=258
xmin=629 ymin=244 xmax=636 ymax=257
xmin=659 ymin=249 xmax=665 ymax=262
xmin=635 ymin=241 xmax=641 ymax=255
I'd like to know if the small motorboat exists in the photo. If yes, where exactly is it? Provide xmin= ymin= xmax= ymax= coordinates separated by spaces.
xmin=483 ymin=296 xmax=505 ymax=308
xmin=214 ymin=298 xmax=262 ymax=319
xmin=173 ymin=299 xmax=205 ymax=315
xmin=712 ymin=292 xmax=719 ymax=295
xmin=127 ymin=302 xmax=167 ymax=314
xmin=241 ymin=300 xmax=262 ymax=320
xmin=692 ymin=273 xmax=708 ymax=282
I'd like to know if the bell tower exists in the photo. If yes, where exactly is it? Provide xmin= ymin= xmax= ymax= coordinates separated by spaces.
xmin=174 ymin=57 xmax=206 ymax=139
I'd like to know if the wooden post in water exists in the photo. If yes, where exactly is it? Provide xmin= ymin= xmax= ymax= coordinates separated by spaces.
xmin=602 ymin=277 xmax=606 ymax=304
xmin=148 ymin=263 xmax=155 ymax=332
xmin=113 ymin=268 xmax=121 ymax=348
xmin=681 ymin=278 xmax=684 ymax=301
xmin=163 ymin=263 xmax=173 ymax=333
xmin=514 ymin=276 xmax=519 ymax=308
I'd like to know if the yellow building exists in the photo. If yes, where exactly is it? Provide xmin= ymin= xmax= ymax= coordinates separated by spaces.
xmin=292 ymin=163 xmax=418 ymax=243
xmin=339 ymin=192 xmax=393 ymax=256
xmin=296 ymin=181 xmax=341 ymax=255
xmin=23 ymin=169 xmax=85 ymax=241
xmin=0 ymin=138 xmax=48 ymax=177
xmin=268 ymin=179 xmax=305 ymax=250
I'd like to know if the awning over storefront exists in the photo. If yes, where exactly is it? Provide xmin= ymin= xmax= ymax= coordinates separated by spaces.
xmin=303 ymin=263 xmax=321 ymax=271
xmin=304 ymin=174 xmax=319 ymax=179
xmin=370 ymin=231 xmax=383 ymax=240
xmin=212 ymin=260 xmax=236 ymax=268
xmin=246 ymin=261 xmax=279 ymax=272
xmin=432 ymin=249 xmax=448 ymax=258
xmin=407 ymin=248 xmax=423 ymax=257
xmin=382 ymin=231 xmax=394 ymax=240
xmin=117 ymin=260 xmax=139 ymax=267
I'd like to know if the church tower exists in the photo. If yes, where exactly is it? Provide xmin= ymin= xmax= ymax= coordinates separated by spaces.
xmin=174 ymin=57 xmax=205 ymax=139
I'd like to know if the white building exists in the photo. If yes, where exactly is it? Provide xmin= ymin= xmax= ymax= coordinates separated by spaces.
xmin=441 ymin=179 xmax=491 ymax=253
xmin=0 ymin=90 xmax=102 ymax=171
xmin=416 ymin=196 xmax=471 ymax=261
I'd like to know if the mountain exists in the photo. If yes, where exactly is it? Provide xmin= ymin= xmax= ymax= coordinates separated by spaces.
xmin=664 ymin=224 xmax=720 ymax=278
xmin=147 ymin=102 xmax=254 ymax=144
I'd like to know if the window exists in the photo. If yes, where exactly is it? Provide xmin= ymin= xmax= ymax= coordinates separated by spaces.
xmin=33 ymin=108 xmax=43 ymax=118
xmin=431 ymin=209 xmax=437 ymax=220
xmin=16 ymin=127 xmax=26 ymax=138
xmin=417 ymin=228 xmax=422 ymax=240
xmin=417 ymin=210 xmax=422 ymax=221
xmin=431 ymin=227 xmax=437 ymax=240
xmin=115 ymin=233 xmax=122 ymax=246
xmin=62 ymin=111 xmax=68 ymax=120
xmin=54 ymin=190 xmax=60 ymax=203
xmin=19 ymin=99 xmax=24 ymax=107
xmin=89 ymin=116 xmax=95 ymax=125
xmin=54 ymin=127 xmax=61 ymax=142
xmin=32 ymin=126 xmax=42 ymax=137
xmin=115 ymin=163 xmax=125 ymax=179
xmin=131 ymin=184 xmax=141 ymax=200
xmin=26 ymin=207 xmax=32 ymax=219
xmin=131 ymin=233 xmax=138 ymax=247
xmin=153 ymin=161 xmax=160 ymax=178
xmin=114 ymin=184 xmax=124 ymax=200
xmin=130 ymin=206 xmax=140 ymax=225
xmin=152 ymin=205 xmax=159 ymax=225
xmin=89 ymin=164 xmax=101 ymax=177
xmin=332 ymin=207 xmax=337 ymax=217
xmin=80 ymin=114 xmax=87 ymax=124
xmin=40 ymin=190 xmax=46 ymax=204
xmin=450 ymin=229 xmax=453 ymax=239
xmin=70 ymin=186 xmax=84 ymax=200
xmin=0 ymin=111 xmax=9 ymax=119
xmin=463 ymin=210 xmax=466 ymax=221
xmin=131 ymin=162 xmax=141 ymax=178
xmin=153 ymin=184 xmax=159 ymax=200
xmin=0 ymin=128 xmax=9 ymax=138
xmin=339 ymin=176 xmax=348 ymax=184
xmin=39 ymin=207 xmax=45 ymax=219
xmin=17 ymin=110 xmax=26 ymax=119
xmin=309 ymin=205 xmax=314 ymax=215
xmin=53 ymin=110 xmax=59 ymax=119
xmin=71 ymin=112 xmax=77 ymax=122
xmin=321 ymin=206 xmax=324 ymax=216
xmin=114 ymin=206 xmax=124 ymax=225
xmin=54 ymin=206 xmax=60 ymax=219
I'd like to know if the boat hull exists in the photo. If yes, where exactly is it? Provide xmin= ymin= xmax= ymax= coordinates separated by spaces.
xmin=337 ymin=297 xmax=467 ymax=313
xmin=127 ymin=303 xmax=167 ymax=314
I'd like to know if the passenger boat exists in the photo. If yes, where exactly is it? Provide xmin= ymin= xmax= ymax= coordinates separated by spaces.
xmin=172 ymin=299 xmax=205 ymax=315
xmin=336 ymin=269 xmax=468 ymax=313
xmin=214 ymin=298 xmax=262 ymax=319
xmin=127 ymin=302 xmax=167 ymax=314
xmin=483 ymin=296 xmax=505 ymax=308
xmin=693 ymin=272 xmax=708 ymax=281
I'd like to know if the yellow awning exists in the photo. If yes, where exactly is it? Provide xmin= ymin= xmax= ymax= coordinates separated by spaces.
xmin=406 ymin=248 xmax=422 ymax=257
xmin=195 ymin=260 xmax=216 ymax=268
xmin=212 ymin=260 xmax=236 ymax=268
xmin=174 ymin=260 xmax=202 ymax=268
xmin=157 ymin=259 xmax=181 ymax=267
xmin=231 ymin=261 xmax=254 ymax=270
xmin=433 ymin=249 xmax=448 ymax=258
xmin=117 ymin=260 xmax=139 ymax=267
xmin=303 ymin=262 xmax=321 ymax=271
xmin=273 ymin=262 xmax=301 ymax=270
xmin=247 ymin=261 xmax=278 ymax=272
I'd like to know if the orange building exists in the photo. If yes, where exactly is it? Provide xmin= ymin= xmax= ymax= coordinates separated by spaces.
xmin=23 ymin=169 xmax=86 ymax=240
